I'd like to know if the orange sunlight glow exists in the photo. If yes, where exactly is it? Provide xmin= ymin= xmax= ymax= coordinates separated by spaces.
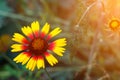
xmin=102 ymin=0 xmax=120 ymax=17
xmin=100 ymin=0 xmax=120 ymax=37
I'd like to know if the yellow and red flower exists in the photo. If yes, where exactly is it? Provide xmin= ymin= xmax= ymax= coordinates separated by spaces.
xmin=11 ymin=21 xmax=67 ymax=71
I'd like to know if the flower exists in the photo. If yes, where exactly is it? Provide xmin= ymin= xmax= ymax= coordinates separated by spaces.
xmin=105 ymin=18 xmax=120 ymax=37
xmin=11 ymin=21 xmax=67 ymax=71
xmin=109 ymin=18 xmax=120 ymax=31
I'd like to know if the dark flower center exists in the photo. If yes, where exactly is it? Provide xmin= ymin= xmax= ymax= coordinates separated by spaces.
xmin=29 ymin=38 xmax=48 ymax=55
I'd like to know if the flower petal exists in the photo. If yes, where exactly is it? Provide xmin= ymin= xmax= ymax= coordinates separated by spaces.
xmin=41 ymin=23 xmax=50 ymax=37
xmin=31 ymin=21 xmax=40 ymax=37
xmin=26 ymin=56 xmax=37 ymax=71
xmin=49 ymin=38 xmax=66 ymax=50
xmin=47 ymin=27 xmax=62 ymax=40
xmin=12 ymin=33 xmax=29 ymax=44
xmin=44 ymin=52 xmax=58 ymax=66
xmin=13 ymin=52 xmax=31 ymax=64
xmin=11 ymin=44 xmax=27 ymax=52
xmin=51 ymin=47 xmax=65 ymax=56
xmin=22 ymin=52 xmax=31 ymax=65
xmin=54 ymin=38 xmax=67 ymax=46
xmin=21 ymin=26 xmax=34 ymax=39
xmin=37 ymin=56 xmax=45 ymax=69
xmin=13 ymin=53 xmax=24 ymax=63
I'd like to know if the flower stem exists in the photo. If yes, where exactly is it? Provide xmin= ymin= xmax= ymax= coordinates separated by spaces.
xmin=44 ymin=68 xmax=52 ymax=80
xmin=1 ymin=53 xmax=20 ymax=70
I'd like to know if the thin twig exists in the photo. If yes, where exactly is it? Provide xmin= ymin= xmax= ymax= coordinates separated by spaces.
xmin=97 ymin=74 xmax=109 ymax=80
xmin=84 ymin=0 xmax=105 ymax=80
xmin=95 ymin=64 xmax=110 ymax=80
xmin=76 ymin=1 xmax=97 ymax=25
xmin=45 ymin=64 xmax=96 ymax=72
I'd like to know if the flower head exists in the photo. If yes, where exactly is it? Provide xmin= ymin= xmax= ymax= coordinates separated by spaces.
xmin=104 ymin=17 xmax=120 ymax=37
xmin=11 ymin=21 xmax=67 ymax=71
xmin=109 ymin=19 xmax=120 ymax=31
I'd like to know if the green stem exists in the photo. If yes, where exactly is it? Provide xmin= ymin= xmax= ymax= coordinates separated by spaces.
xmin=27 ymin=71 xmax=33 ymax=80
xmin=44 ymin=68 xmax=52 ymax=80
xmin=34 ymin=71 xmax=41 ymax=80
xmin=1 ymin=53 xmax=20 ymax=70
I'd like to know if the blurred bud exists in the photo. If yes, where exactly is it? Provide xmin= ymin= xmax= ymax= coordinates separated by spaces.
xmin=0 ymin=34 xmax=12 ymax=53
